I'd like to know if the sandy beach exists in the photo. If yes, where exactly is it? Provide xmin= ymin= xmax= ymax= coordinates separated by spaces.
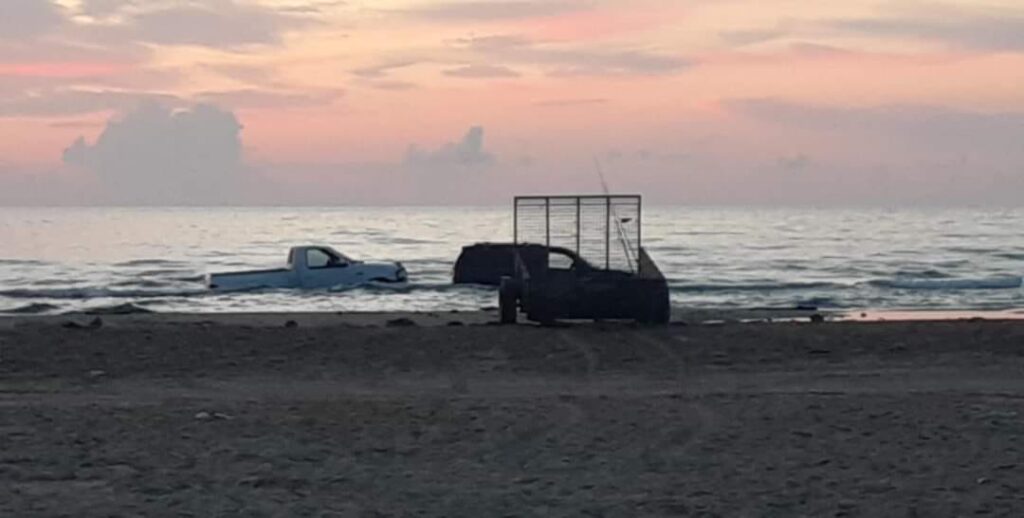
xmin=3 ymin=311 xmax=1024 ymax=516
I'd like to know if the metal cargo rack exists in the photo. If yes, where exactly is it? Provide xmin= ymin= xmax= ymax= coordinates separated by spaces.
xmin=501 ymin=194 xmax=669 ymax=325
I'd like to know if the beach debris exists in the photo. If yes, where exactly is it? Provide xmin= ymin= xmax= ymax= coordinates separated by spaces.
xmin=711 ymin=351 xmax=733 ymax=366
xmin=194 ymin=411 xmax=234 ymax=421
xmin=3 ymin=303 xmax=60 ymax=315
xmin=861 ymin=478 xmax=895 ymax=494
xmin=386 ymin=317 xmax=417 ymax=328
xmin=450 ymin=376 xmax=469 ymax=394
xmin=86 ymin=303 xmax=153 ymax=315
xmin=539 ymin=320 xmax=571 ymax=328
xmin=283 ymin=320 xmax=299 ymax=328
xmin=88 ymin=369 xmax=107 ymax=378
xmin=984 ymin=410 xmax=1018 ymax=419
xmin=809 ymin=313 xmax=826 ymax=324
xmin=889 ymin=342 xmax=908 ymax=353
xmin=62 ymin=317 xmax=104 ymax=330
xmin=447 ymin=321 xmax=465 ymax=326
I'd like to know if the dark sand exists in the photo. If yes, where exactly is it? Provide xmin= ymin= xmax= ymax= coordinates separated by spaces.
xmin=3 ymin=312 xmax=1024 ymax=516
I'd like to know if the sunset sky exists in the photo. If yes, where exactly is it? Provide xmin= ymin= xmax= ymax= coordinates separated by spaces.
xmin=1 ymin=0 xmax=1023 ymax=205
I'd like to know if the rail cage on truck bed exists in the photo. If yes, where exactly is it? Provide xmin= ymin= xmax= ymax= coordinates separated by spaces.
xmin=499 ymin=195 xmax=670 ymax=324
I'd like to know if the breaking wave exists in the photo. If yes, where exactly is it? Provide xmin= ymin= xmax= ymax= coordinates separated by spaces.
xmin=114 ymin=259 xmax=189 ymax=268
xmin=0 ymin=282 xmax=494 ymax=301
xmin=868 ymin=276 xmax=1023 ymax=290
xmin=669 ymin=281 xmax=844 ymax=292
xmin=0 ymin=287 xmax=210 ymax=300
xmin=328 ymin=282 xmax=494 ymax=294
xmin=0 ymin=259 xmax=49 ymax=266
xmin=0 ymin=302 xmax=62 ymax=314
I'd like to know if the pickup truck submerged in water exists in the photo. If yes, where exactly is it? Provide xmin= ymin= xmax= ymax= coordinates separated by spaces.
xmin=207 ymin=246 xmax=407 ymax=291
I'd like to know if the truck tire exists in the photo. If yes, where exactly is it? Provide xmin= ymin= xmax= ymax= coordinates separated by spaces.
xmin=499 ymin=278 xmax=518 ymax=325
xmin=638 ymin=294 xmax=671 ymax=325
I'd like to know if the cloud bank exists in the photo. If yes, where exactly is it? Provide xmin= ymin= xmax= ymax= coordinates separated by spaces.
xmin=833 ymin=7 xmax=1024 ymax=52
xmin=443 ymin=64 xmax=521 ymax=78
xmin=395 ymin=1 xmax=590 ymax=21
xmin=728 ymin=99 xmax=1024 ymax=158
xmin=0 ymin=0 xmax=64 ymax=40
xmin=63 ymin=103 xmax=249 ymax=204
xmin=405 ymin=126 xmax=495 ymax=168
xmin=81 ymin=0 xmax=316 ymax=48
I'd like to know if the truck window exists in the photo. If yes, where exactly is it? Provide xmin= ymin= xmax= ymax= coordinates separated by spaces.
xmin=306 ymin=249 xmax=332 ymax=269
xmin=549 ymin=250 xmax=574 ymax=270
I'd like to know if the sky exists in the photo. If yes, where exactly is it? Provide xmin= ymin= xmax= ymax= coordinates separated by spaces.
xmin=1 ymin=0 xmax=1023 ymax=205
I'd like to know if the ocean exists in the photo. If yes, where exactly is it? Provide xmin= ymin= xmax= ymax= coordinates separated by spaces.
xmin=1 ymin=206 xmax=1022 ymax=315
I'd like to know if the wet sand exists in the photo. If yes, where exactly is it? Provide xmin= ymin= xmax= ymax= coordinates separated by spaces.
xmin=3 ymin=312 xmax=1024 ymax=516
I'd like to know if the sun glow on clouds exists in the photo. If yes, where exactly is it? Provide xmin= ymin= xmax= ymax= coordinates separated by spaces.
xmin=1 ymin=0 xmax=1024 ymax=205
xmin=0 ymin=62 xmax=127 ymax=78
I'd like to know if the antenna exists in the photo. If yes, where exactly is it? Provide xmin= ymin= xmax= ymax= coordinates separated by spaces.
xmin=592 ymin=156 xmax=636 ymax=272
xmin=593 ymin=156 xmax=611 ymax=195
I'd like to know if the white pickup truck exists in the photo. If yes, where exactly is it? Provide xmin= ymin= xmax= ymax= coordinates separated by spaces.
xmin=207 ymin=246 xmax=407 ymax=291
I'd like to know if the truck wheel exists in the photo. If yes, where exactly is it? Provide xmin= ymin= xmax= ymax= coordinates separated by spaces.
xmin=638 ymin=296 xmax=671 ymax=325
xmin=499 ymin=278 xmax=518 ymax=325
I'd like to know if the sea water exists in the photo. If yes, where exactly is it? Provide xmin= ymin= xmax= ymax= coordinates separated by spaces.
xmin=1 ymin=206 xmax=1022 ymax=314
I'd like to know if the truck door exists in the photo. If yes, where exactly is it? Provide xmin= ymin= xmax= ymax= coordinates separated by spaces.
xmin=300 ymin=247 xmax=361 ymax=288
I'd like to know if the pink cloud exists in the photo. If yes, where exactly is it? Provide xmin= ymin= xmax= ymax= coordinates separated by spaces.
xmin=528 ymin=5 xmax=688 ymax=42
xmin=0 ymin=62 xmax=128 ymax=78
xmin=696 ymin=44 xmax=972 ymax=68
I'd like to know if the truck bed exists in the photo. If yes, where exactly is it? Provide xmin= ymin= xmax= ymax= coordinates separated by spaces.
xmin=211 ymin=268 xmax=289 ymax=278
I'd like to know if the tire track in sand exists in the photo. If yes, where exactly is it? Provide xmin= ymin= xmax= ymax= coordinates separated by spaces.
xmin=556 ymin=331 xmax=598 ymax=379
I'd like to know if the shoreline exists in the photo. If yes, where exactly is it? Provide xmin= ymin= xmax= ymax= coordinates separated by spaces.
xmin=4 ymin=306 xmax=1024 ymax=329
